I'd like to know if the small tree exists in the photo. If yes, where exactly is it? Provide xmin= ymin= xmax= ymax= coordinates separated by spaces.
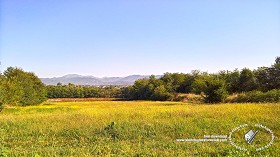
xmin=2 ymin=67 xmax=47 ymax=106
xmin=238 ymin=68 xmax=258 ymax=92
xmin=192 ymin=75 xmax=228 ymax=103
xmin=151 ymin=85 xmax=171 ymax=101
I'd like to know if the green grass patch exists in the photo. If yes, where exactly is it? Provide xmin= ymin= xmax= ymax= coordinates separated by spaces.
xmin=0 ymin=101 xmax=279 ymax=156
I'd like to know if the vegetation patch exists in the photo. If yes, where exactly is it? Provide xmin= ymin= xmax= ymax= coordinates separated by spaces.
xmin=0 ymin=101 xmax=278 ymax=156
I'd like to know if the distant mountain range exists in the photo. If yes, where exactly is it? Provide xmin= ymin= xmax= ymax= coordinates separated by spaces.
xmin=40 ymin=74 xmax=161 ymax=86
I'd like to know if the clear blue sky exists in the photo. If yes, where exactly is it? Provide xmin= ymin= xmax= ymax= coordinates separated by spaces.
xmin=1 ymin=0 xmax=279 ymax=78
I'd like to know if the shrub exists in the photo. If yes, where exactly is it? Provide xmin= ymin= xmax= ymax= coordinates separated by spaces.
xmin=121 ymin=76 xmax=172 ymax=101
xmin=1 ymin=67 xmax=47 ymax=106
xmin=192 ymin=75 xmax=228 ymax=103
xmin=232 ymin=89 xmax=280 ymax=103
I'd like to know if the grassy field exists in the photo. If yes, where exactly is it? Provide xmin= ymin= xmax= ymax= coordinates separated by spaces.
xmin=0 ymin=101 xmax=279 ymax=156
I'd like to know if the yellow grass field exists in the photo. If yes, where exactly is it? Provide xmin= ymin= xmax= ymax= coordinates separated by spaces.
xmin=0 ymin=101 xmax=279 ymax=156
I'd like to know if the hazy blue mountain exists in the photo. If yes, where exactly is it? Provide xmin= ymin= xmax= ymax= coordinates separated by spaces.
xmin=40 ymin=74 xmax=161 ymax=85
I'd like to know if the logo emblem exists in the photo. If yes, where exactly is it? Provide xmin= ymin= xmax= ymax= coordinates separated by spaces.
xmin=229 ymin=124 xmax=274 ymax=151
xmin=245 ymin=130 xmax=258 ymax=144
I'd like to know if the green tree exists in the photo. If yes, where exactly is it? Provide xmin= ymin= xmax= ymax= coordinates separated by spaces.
xmin=2 ymin=67 xmax=47 ymax=106
xmin=132 ymin=79 xmax=153 ymax=100
xmin=255 ymin=67 xmax=269 ymax=91
xmin=151 ymin=85 xmax=171 ymax=100
xmin=238 ymin=68 xmax=258 ymax=92
xmin=177 ymin=73 xmax=198 ymax=93
xmin=121 ymin=75 xmax=172 ymax=101
xmin=218 ymin=70 xmax=240 ymax=93
xmin=192 ymin=75 xmax=228 ymax=103
xmin=120 ymin=86 xmax=135 ymax=99
xmin=267 ymin=57 xmax=280 ymax=89
xmin=242 ymin=57 xmax=280 ymax=92
xmin=160 ymin=73 xmax=186 ymax=93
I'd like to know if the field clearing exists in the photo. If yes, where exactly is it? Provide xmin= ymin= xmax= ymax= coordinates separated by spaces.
xmin=0 ymin=101 xmax=279 ymax=156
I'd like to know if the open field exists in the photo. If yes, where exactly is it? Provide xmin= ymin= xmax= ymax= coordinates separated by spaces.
xmin=0 ymin=101 xmax=279 ymax=156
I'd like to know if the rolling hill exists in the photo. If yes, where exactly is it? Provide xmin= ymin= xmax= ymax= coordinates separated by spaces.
xmin=40 ymin=74 xmax=161 ymax=85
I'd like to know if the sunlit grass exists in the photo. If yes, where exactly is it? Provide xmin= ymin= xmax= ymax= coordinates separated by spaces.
xmin=0 ymin=101 xmax=279 ymax=156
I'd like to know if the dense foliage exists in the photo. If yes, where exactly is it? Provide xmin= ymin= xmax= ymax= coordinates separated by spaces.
xmin=46 ymin=84 xmax=121 ymax=98
xmin=44 ymin=57 xmax=280 ymax=103
xmin=1 ymin=57 xmax=280 ymax=105
xmin=121 ymin=57 xmax=280 ymax=103
xmin=121 ymin=75 xmax=172 ymax=100
xmin=192 ymin=75 xmax=228 ymax=103
xmin=0 ymin=67 xmax=47 ymax=107
xmin=230 ymin=89 xmax=280 ymax=103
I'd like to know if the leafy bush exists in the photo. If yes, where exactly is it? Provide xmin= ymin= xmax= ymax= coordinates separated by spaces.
xmin=1 ymin=67 xmax=47 ymax=106
xmin=46 ymin=84 xmax=121 ymax=98
xmin=121 ymin=76 xmax=172 ymax=101
xmin=192 ymin=75 xmax=228 ymax=103
xmin=231 ymin=89 xmax=280 ymax=103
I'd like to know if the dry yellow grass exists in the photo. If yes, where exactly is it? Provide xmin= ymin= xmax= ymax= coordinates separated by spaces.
xmin=0 ymin=101 xmax=279 ymax=156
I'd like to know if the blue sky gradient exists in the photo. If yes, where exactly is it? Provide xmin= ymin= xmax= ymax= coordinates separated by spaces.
xmin=1 ymin=0 xmax=280 ymax=77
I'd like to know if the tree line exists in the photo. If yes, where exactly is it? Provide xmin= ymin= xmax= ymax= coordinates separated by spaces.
xmin=121 ymin=57 xmax=280 ymax=103
xmin=46 ymin=83 xmax=120 ymax=98
xmin=0 ymin=67 xmax=122 ymax=108
xmin=0 ymin=57 xmax=279 ymax=109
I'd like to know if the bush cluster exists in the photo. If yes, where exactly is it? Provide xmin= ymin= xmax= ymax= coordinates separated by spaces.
xmin=0 ymin=67 xmax=47 ymax=107
xmin=231 ymin=89 xmax=280 ymax=103
xmin=121 ymin=57 xmax=280 ymax=103
xmin=47 ymin=84 xmax=120 ymax=98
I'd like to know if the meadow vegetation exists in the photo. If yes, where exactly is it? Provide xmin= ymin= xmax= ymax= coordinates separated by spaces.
xmin=0 ymin=101 xmax=279 ymax=156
